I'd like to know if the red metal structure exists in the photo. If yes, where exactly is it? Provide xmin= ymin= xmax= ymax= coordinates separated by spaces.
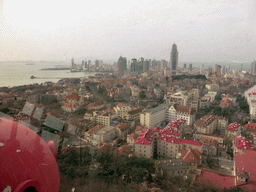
xmin=0 ymin=118 xmax=60 ymax=192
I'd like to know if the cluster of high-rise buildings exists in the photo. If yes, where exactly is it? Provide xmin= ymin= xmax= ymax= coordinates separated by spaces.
xmin=117 ymin=43 xmax=179 ymax=75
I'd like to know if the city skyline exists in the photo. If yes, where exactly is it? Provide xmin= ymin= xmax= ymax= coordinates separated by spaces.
xmin=1 ymin=0 xmax=255 ymax=62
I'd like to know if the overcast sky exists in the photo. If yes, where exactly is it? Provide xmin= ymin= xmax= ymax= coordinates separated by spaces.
xmin=0 ymin=0 xmax=255 ymax=63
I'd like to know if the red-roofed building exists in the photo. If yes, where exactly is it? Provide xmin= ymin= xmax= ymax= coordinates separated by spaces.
xmin=235 ymin=150 xmax=256 ymax=191
xmin=135 ymin=125 xmax=147 ymax=135
xmin=195 ymin=115 xmax=228 ymax=136
xmin=244 ymin=122 xmax=256 ymax=146
xmin=181 ymin=148 xmax=202 ymax=170
xmin=114 ymin=103 xmax=131 ymax=118
xmin=135 ymin=129 xmax=154 ymax=158
xmin=220 ymin=99 xmax=233 ymax=108
xmin=193 ymin=132 xmax=224 ymax=145
xmin=225 ymin=122 xmax=242 ymax=140
xmin=87 ymin=102 xmax=104 ymax=110
xmin=127 ymin=133 xmax=139 ymax=145
xmin=65 ymin=94 xmax=85 ymax=106
xmin=234 ymin=135 xmax=253 ymax=153
xmin=61 ymin=104 xmax=79 ymax=112
xmin=168 ymin=104 xmax=196 ymax=125
xmin=194 ymin=169 xmax=236 ymax=189
xmin=115 ymin=123 xmax=129 ymax=137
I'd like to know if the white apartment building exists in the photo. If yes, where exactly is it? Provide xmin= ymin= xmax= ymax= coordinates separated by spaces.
xmin=92 ymin=126 xmax=120 ymax=144
xmin=114 ymin=103 xmax=131 ymax=118
xmin=168 ymin=104 xmax=196 ymax=125
xmin=206 ymin=84 xmax=219 ymax=92
xmin=164 ymin=91 xmax=193 ymax=106
xmin=135 ymin=129 xmax=154 ymax=158
xmin=140 ymin=105 xmax=169 ymax=129
xmin=157 ymin=135 xmax=203 ymax=159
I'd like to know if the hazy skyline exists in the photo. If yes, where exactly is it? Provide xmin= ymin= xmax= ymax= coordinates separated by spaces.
xmin=0 ymin=0 xmax=255 ymax=63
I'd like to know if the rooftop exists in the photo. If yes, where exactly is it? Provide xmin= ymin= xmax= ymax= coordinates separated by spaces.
xmin=135 ymin=129 xmax=154 ymax=145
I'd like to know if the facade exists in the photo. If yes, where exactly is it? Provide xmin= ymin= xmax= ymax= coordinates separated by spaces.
xmin=181 ymin=148 xmax=202 ymax=171
xmin=135 ymin=129 xmax=154 ymax=158
xmin=225 ymin=122 xmax=242 ymax=141
xmin=127 ymin=133 xmax=139 ymax=145
xmin=92 ymin=126 xmax=120 ymax=144
xmin=194 ymin=115 xmax=217 ymax=135
xmin=124 ymin=108 xmax=143 ymax=121
xmin=168 ymin=104 xmax=196 ymax=125
xmin=251 ymin=60 xmax=256 ymax=75
xmin=170 ymin=43 xmax=178 ymax=75
xmin=140 ymin=105 xmax=169 ymax=129
xmin=156 ymin=159 xmax=189 ymax=178
xmin=114 ymin=103 xmax=131 ymax=118
xmin=193 ymin=132 xmax=224 ymax=145
xmin=164 ymin=91 xmax=193 ymax=106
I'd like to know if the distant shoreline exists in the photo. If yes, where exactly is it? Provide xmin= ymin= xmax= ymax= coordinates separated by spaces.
xmin=40 ymin=67 xmax=71 ymax=70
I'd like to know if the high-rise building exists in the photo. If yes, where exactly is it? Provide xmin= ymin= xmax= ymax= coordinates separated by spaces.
xmin=88 ymin=60 xmax=91 ymax=71
xmin=95 ymin=60 xmax=99 ymax=68
xmin=215 ymin=64 xmax=221 ymax=74
xmin=183 ymin=63 xmax=187 ymax=68
xmin=170 ymin=43 xmax=178 ymax=75
xmin=131 ymin=58 xmax=137 ymax=73
xmin=118 ymin=56 xmax=127 ymax=75
xmin=71 ymin=57 xmax=74 ymax=69
xmin=251 ymin=61 xmax=256 ymax=75
xmin=189 ymin=63 xmax=192 ymax=71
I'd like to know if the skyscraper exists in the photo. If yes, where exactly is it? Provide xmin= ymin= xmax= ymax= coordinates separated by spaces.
xmin=170 ymin=43 xmax=178 ymax=75
xmin=251 ymin=61 xmax=256 ymax=75
xmin=118 ymin=56 xmax=127 ymax=75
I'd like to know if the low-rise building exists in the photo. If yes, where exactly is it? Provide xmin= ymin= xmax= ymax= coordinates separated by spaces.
xmin=193 ymin=132 xmax=224 ymax=145
xmin=127 ymin=133 xmax=139 ymax=145
xmin=92 ymin=126 xmax=120 ymax=145
xmin=164 ymin=91 xmax=192 ymax=106
xmin=225 ymin=122 xmax=242 ymax=141
xmin=156 ymin=159 xmax=189 ymax=178
xmin=181 ymin=148 xmax=202 ymax=171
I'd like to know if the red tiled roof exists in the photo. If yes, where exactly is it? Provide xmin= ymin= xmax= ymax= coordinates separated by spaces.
xmin=87 ymin=125 xmax=104 ymax=135
xmin=173 ymin=104 xmax=196 ymax=115
xmin=136 ymin=125 xmax=147 ymax=131
xmin=65 ymin=94 xmax=81 ymax=101
xmin=127 ymin=133 xmax=138 ymax=140
xmin=234 ymin=135 xmax=253 ymax=150
xmin=235 ymin=150 xmax=256 ymax=191
xmin=158 ymin=135 xmax=182 ymax=144
xmin=180 ymin=139 xmax=203 ymax=146
xmin=135 ymin=129 xmax=154 ymax=145
xmin=87 ymin=102 xmax=103 ymax=108
xmin=159 ymin=127 xmax=181 ymax=137
xmin=227 ymin=122 xmax=240 ymax=131
xmin=115 ymin=123 xmax=128 ymax=131
xmin=244 ymin=123 xmax=256 ymax=133
xmin=62 ymin=104 xmax=78 ymax=108
xmin=181 ymin=148 xmax=201 ymax=164
xmin=195 ymin=170 xmax=236 ymax=189
xmin=195 ymin=115 xmax=216 ymax=127
xmin=220 ymin=99 xmax=233 ymax=107
xmin=167 ymin=119 xmax=186 ymax=128
xmin=117 ymin=103 xmax=125 ymax=108
xmin=153 ymin=127 xmax=161 ymax=132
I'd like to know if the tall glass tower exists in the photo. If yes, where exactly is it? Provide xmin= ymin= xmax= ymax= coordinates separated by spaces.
xmin=170 ymin=43 xmax=178 ymax=75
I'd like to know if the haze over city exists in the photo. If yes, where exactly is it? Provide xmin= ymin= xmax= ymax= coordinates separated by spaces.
xmin=0 ymin=0 xmax=255 ymax=62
